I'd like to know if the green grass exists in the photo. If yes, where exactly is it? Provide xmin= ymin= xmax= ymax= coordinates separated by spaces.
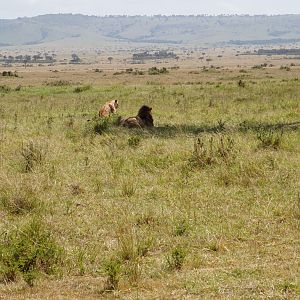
xmin=0 ymin=76 xmax=299 ymax=298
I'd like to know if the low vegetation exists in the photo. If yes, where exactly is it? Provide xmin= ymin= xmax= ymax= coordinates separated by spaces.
xmin=2 ymin=71 xmax=18 ymax=77
xmin=0 ymin=65 xmax=299 ymax=299
xmin=0 ymin=218 xmax=62 ymax=286
xmin=148 ymin=66 xmax=169 ymax=75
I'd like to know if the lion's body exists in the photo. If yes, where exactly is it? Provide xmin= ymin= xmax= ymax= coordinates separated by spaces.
xmin=99 ymin=100 xmax=119 ymax=117
xmin=120 ymin=105 xmax=154 ymax=128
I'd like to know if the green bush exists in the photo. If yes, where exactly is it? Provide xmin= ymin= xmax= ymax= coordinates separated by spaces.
xmin=0 ymin=85 xmax=11 ymax=93
xmin=73 ymin=85 xmax=91 ymax=93
xmin=86 ymin=117 xmax=109 ymax=135
xmin=148 ymin=67 xmax=169 ymax=75
xmin=166 ymin=247 xmax=186 ymax=270
xmin=85 ymin=115 xmax=120 ymax=135
xmin=2 ymin=71 xmax=18 ymax=77
xmin=0 ymin=218 xmax=63 ymax=286
xmin=128 ymin=136 xmax=141 ymax=148
xmin=103 ymin=258 xmax=122 ymax=291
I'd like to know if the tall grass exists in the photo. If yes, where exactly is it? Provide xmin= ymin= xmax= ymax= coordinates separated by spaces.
xmin=0 ymin=70 xmax=299 ymax=298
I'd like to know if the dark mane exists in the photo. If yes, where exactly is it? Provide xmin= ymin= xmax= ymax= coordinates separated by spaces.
xmin=137 ymin=105 xmax=154 ymax=127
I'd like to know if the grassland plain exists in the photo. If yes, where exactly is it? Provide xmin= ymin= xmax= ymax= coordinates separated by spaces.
xmin=0 ymin=63 xmax=300 ymax=299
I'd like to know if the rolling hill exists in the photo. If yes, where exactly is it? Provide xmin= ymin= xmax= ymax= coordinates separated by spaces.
xmin=1 ymin=14 xmax=300 ymax=48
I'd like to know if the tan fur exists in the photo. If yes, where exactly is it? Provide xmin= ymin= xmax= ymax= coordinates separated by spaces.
xmin=99 ymin=100 xmax=119 ymax=117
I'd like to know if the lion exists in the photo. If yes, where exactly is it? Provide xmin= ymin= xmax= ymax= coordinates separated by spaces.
xmin=99 ymin=100 xmax=119 ymax=117
xmin=119 ymin=105 xmax=154 ymax=128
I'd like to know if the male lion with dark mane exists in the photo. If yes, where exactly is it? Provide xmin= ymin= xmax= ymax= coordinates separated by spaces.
xmin=119 ymin=105 xmax=154 ymax=128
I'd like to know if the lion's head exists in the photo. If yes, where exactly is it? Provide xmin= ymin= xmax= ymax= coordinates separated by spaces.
xmin=137 ymin=105 xmax=153 ymax=127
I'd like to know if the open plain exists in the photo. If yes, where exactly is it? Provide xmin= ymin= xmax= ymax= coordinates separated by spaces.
xmin=0 ymin=49 xmax=299 ymax=299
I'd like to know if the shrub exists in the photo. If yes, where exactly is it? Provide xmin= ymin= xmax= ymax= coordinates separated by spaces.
xmin=252 ymin=64 xmax=265 ymax=69
xmin=257 ymin=129 xmax=283 ymax=150
xmin=166 ymin=247 xmax=186 ymax=270
xmin=15 ymin=85 xmax=22 ymax=91
xmin=189 ymin=135 xmax=236 ymax=168
xmin=132 ymin=70 xmax=145 ymax=75
xmin=137 ymin=237 xmax=154 ymax=257
xmin=148 ymin=67 xmax=169 ymax=75
xmin=277 ymin=281 xmax=300 ymax=293
xmin=46 ymin=80 xmax=71 ymax=86
xmin=280 ymin=66 xmax=291 ymax=71
xmin=20 ymin=140 xmax=47 ymax=172
xmin=85 ymin=115 xmax=120 ymax=135
xmin=0 ymin=85 xmax=11 ymax=93
xmin=174 ymin=219 xmax=190 ymax=236
xmin=128 ymin=136 xmax=141 ymax=148
xmin=103 ymin=258 xmax=122 ymax=291
xmin=2 ymin=71 xmax=18 ymax=77
xmin=0 ymin=184 xmax=40 ymax=215
xmin=0 ymin=218 xmax=62 ymax=286
xmin=237 ymin=79 xmax=246 ymax=87
xmin=135 ymin=213 xmax=156 ymax=227
xmin=90 ymin=117 xmax=109 ymax=135
xmin=73 ymin=85 xmax=91 ymax=93
xmin=117 ymin=231 xmax=136 ymax=262
xmin=121 ymin=180 xmax=137 ymax=197
xmin=115 ymin=226 xmax=153 ymax=264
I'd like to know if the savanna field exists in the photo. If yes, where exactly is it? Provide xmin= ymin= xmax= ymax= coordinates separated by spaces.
xmin=0 ymin=62 xmax=299 ymax=299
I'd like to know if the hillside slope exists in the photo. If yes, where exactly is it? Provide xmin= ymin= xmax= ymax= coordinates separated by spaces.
xmin=1 ymin=14 xmax=300 ymax=47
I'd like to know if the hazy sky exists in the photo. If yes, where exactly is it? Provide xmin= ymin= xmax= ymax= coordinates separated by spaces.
xmin=1 ymin=0 xmax=300 ymax=19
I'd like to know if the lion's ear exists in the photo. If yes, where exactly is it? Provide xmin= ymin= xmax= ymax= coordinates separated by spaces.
xmin=149 ymin=107 xmax=152 ymax=111
xmin=115 ymin=100 xmax=118 ymax=103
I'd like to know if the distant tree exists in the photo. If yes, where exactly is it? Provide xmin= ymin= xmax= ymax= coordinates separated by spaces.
xmin=70 ymin=54 xmax=81 ymax=64
xmin=45 ymin=55 xmax=54 ymax=63
xmin=15 ymin=55 xmax=23 ymax=61
xmin=23 ymin=55 xmax=31 ymax=68
xmin=108 ymin=57 xmax=113 ymax=64
xmin=7 ymin=56 xmax=14 ymax=63
xmin=32 ymin=55 xmax=40 ymax=62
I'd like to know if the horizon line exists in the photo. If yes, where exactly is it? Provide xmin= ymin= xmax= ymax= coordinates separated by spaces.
xmin=1 ymin=12 xmax=300 ymax=20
